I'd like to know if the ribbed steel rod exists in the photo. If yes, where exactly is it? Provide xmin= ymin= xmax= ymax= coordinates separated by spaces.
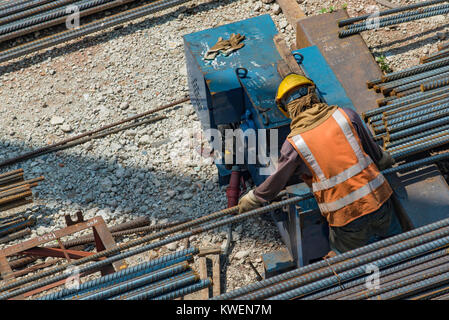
xmin=387 ymin=129 xmax=449 ymax=152
xmin=0 ymin=0 xmax=54 ymax=19
xmin=0 ymin=97 xmax=187 ymax=168
xmin=383 ymin=152 xmax=449 ymax=175
xmin=0 ymin=216 xmax=35 ymax=237
xmin=385 ymin=124 xmax=449 ymax=149
xmin=59 ymin=218 xmax=189 ymax=248
xmin=386 ymin=115 xmax=449 ymax=141
xmin=337 ymin=0 xmax=449 ymax=27
xmin=0 ymin=195 xmax=311 ymax=299
xmin=0 ymin=0 xmax=192 ymax=64
xmin=303 ymin=249 xmax=448 ymax=300
xmin=39 ymin=247 xmax=197 ymax=300
xmin=390 ymin=71 xmax=449 ymax=95
xmin=382 ymin=92 xmax=449 ymax=119
xmin=371 ymin=270 xmax=449 ymax=300
xmin=421 ymin=48 xmax=449 ymax=64
xmin=383 ymin=101 xmax=449 ymax=126
xmin=0 ymin=227 xmax=30 ymax=244
xmin=381 ymin=56 xmax=449 ymax=82
xmin=363 ymin=86 xmax=449 ymax=120
xmin=378 ymin=96 xmax=449 ymax=128
xmin=421 ymin=77 xmax=449 ymax=92
xmin=266 ymin=234 xmax=449 ymax=300
xmin=213 ymin=215 xmax=449 ymax=300
xmin=346 ymin=3 xmax=449 ymax=31
xmin=65 ymin=259 xmax=192 ymax=300
xmin=0 ymin=0 xmax=139 ymax=43
xmin=385 ymin=108 xmax=449 ymax=133
xmin=0 ymin=0 xmax=118 ymax=35
xmin=108 ymin=269 xmax=194 ymax=300
xmin=153 ymin=279 xmax=211 ymax=300
xmin=339 ymin=7 xmax=449 ymax=38
xmin=0 ymin=176 xmax=44 ymax=192
xmin=439 ymin=41 xmax=449 ymax=51
xmin=411 ymin=283 xmax=449 ymax=299
xmin=390 ymin=134 xmax=449 ymax=159
xmin=124 ymin=273 xmax=199 ymax=300
xmin=341 ymin=254 xmax=449 ymax=300
xmin=78 ymin=262 xmax=190 ymax=300
xmin=396 ymin=87 xmax=423 ymax=98
xmin=0 ymin=0 xmax=79 ymax=26
xmin=377 ymin=64 xmax=449 ymax=94
xmin=0 ymin=0 xmax=34 ymax=12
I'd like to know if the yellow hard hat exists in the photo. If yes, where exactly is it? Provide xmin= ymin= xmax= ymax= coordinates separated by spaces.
xmin=276 ymin=74 xmax=314 ymax=117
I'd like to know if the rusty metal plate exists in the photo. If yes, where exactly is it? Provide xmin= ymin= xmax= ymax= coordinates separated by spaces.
xmin=387 ymin=164 xmax=449 ymax=229
xmin=296 ymin=9 xmax=384 ymax=115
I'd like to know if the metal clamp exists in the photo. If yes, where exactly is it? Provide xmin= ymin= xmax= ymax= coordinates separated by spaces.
xmin=293 ymin=53 xmax=304 ymax=65
xmin=235 ymin=67 xmax=248 ymax=79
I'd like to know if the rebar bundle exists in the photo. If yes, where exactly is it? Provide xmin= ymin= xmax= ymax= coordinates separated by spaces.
xmin=213 ymin=215 xmax=449 ymax=300
xmin=0 ymin=0 xmax=194 ymax=64
xmin=362 ymin=47 xmax=449 ymax=159
xmin=39 ymin=247 xmax=211 ymax=300
xmin=338 ymin=0 xmax=449 ymax=38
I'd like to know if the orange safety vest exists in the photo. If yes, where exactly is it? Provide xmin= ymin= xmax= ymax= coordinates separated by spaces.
xmin=287 ymin=108 xmax=392 ymax=227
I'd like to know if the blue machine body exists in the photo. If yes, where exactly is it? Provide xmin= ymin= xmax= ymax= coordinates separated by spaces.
xmin=183 ymin=15 xmax=358 ymax=269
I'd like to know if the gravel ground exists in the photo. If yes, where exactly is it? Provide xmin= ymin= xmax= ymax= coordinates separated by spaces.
xmin=0 ymin=0 xmax=447 ymax=298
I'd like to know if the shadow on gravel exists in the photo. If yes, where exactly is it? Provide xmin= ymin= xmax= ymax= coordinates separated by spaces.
xmin=0 ymin=0 xmax=241 ymax=77
xmin=371 ymin=24 xmax=448 ymax=55
xmin=0 ymin=135 xmax=281 ymax=248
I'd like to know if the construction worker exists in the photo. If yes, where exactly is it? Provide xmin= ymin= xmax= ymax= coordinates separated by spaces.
xmin=238 ymin=74 xmax=401 ymax=255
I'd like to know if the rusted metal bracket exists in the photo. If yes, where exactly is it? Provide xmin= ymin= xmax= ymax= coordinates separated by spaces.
xmin=0 ymin=215 xmax=127 ymax=299
xmin=64 ymin=211 xmax=85 ymax=226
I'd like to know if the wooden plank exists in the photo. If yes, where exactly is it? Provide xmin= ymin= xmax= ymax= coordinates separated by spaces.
xmin=273 ymin=34 xmax=305 ymax=76
xmin=198 ymin=247 xmax=221 ymax=257
xmin=276 ymin=60 xmax=291 ymax=78
xmin=211 ymin=255 xmax=221 ymax=297
xmin=275 ymin=0 xmax=305 ymax=32
xmin=198 ymin=257 xmax=210 ymax=299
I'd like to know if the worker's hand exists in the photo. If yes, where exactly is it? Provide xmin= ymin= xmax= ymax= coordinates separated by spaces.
xmin=237 ymin=190 xmax=263 ymax=214
xmin=377 ymin=149 xmax=395 ymax=171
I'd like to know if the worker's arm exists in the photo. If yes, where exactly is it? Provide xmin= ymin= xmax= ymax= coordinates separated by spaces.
xmin=253 ymin=140 xmax=309 ymax=203
xmin=238 ymin=141 xmax=309 ymax=213
xmin=341 ymin=108 xmax=394 ymax=169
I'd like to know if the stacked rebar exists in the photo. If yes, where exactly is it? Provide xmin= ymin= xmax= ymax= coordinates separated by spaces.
xmin=362 ymin=49 xmax=449 ymax=158
xmin=338 ymin=0 xmax=449 ymax=38
xmin=213 ymin=215 xmax=449 ymax=300
xmin=0 ymin=169 xmax=43 ymax=212
xmin=0 ymin=0 xmax=193 ymax=64
xmin=38 ymin=247 xmax=211 ymax=300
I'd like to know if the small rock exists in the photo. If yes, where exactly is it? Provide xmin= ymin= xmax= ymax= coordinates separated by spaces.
xmin=261 ymin=0 xmax=274 ymax=3
xmin=166 ymin=242 xmax=178 ymax=251
xmin=120 ymin=101 xmax=129 ymax=110
xmin=253 ymin=2 xmax=262 ymax=11
xmin=272 ymin=3 xmax=281 ymax=14
xmin=50 ymin=116 xmax=65 ymax=125
xmin=279 ymin=20 xmax=288 ymax=29
xmin=437 ymin=32 xmax=446 ymax=40
xmin=182 ymin=192 xmax=193 ymax=200
xmin=60 ymin=124 xmax=72 ymax=132
xmin=139 ymin=135 xmax=152 ymax=145
xmin=234 ymin=250 xmax=250 ymax=260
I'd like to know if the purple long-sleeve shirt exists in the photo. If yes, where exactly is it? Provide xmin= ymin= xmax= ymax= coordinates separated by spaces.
xmin=254 ymin=107 xmax=383 ymax=203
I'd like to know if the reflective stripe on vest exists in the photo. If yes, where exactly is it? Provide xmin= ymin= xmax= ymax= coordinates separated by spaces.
xmin=291 ymin=109 xmax=382 ymax=213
